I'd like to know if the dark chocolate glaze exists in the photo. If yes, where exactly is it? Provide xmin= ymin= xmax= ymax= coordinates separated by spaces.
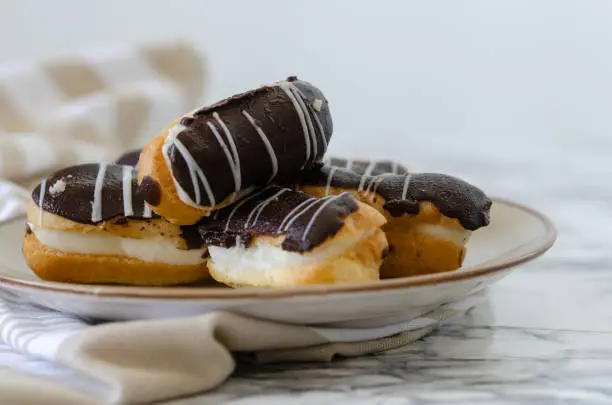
xmin=139 ymin=176 xmax=161 ymax=206
xmin=197 ymin=186 xmax=358 ymax=253
xmin=164 ymin=76 xmax=333 ymax=208
xmin=180 ymin=225 xmax=205 ymax=250
xmin=32 ymin=163 xmax=157 ymax=224
xmin=114 ymin=149 xmax=140 ymax=167
xmin=32 ymin=163 xmax=205 ymax=249
xmin=381 ymin=245 xmax=390 ymax=259
xmin=295 ymin=164 xmax=491 ymax=231
xmin=324 ymin=157 xmax=409 ymax=176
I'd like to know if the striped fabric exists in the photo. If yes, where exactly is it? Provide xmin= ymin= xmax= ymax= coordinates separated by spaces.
xmin=0 ymin=288 xmax=483 ymax=403
xmin=0 ymin=40 xmax=205 ymax=186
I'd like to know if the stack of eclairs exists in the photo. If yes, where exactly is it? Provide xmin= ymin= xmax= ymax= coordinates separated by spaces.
xmin=23 ymin=76 xmax=492 ymax=287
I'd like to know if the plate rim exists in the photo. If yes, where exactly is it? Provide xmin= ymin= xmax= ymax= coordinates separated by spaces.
xmin=0 ymin=197 xmax=557 ymax=300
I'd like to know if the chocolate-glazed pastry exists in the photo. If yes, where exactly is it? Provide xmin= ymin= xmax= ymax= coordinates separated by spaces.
xmin=23 ymin=163 xmax=208 ymax=286
xmin=322 ymin=157 xmax=409 ymax=176
xmin=293 ymin=163 xmax=492 ymax=278
xmin=197 ymin=186 xmax=388 ymax=288
xmin=137 ymin=76 xmax=334 ymax=225
xmin=31 ymin=163 xmax=156 ymax=225
xmin=115 ymin=149 xmax=141 ymax=167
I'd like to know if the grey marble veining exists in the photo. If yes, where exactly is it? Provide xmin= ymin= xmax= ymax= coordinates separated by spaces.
xmin=164 ymin=270 xmax=612 ymax=405
xmin=170 ymin=320 xmax=612 ymax=404
xmin=167 ymin=117 xmax=610 ymax=404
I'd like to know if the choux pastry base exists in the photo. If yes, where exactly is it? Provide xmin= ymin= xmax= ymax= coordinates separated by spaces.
xmin=297 ymin=185 xmax=470 ymax=278
xmin=23 ymin=232 xmax=208 ymax=286
xmin=207 ymin=202 xmax=388 ymax=287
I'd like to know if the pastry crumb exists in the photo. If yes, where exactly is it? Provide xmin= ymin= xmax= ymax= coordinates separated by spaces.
xmin=312 ymin=99 xmax=323 ymax=112
xmin=49 ymin=178 xmax=67 ymax=196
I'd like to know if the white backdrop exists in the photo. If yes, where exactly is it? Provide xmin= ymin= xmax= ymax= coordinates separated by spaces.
xmin=1 ymin=0 xmax=611 ymax=201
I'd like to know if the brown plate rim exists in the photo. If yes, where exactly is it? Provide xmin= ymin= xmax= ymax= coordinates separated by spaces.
xmin=0 ymin=197 xmax=557 ymax=300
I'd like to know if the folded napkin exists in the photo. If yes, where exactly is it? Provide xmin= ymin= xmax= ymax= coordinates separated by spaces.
xmin=0 ymin=288 xmax=483 ymax=404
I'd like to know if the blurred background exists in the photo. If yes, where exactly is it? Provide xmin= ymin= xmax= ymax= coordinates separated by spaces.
xmin=1 ymin=0 xmax=610 ymax=260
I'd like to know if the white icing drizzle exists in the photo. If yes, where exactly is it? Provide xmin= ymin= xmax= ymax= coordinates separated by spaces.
xmin=281 ymin=197 xmax=327 ymax=234
xmin=91 ymin=163 xmax=107 ymax=223
xmin=357 ymin=161 xmax=376 ymax=191
xmin=289 ymin=86 xmax=318 ymax=160
xmin=292 ymin=86 xmax=328 ymax=151
xmin=276 ymin=196 xmax=317 ymax=233
xmin=38 ymin=179 xmax=46 ymax=226
xmin=172 ymin=138 xmax=216 ymax=208
xmin=301 ymin=193 xmax=348 ymax=241
xmin=213 ymin=112 xmax=241 ymax=201
xmin=324 ymin=167 xmax=339 ymax=196
xmin=207 ymin=120 xmax=241 ymax=202
xmin=241 ymin=110 xmax=278 ymax=182
xmin=143 ymin=203 xmax=152 ymax=218
xmin=223 ymin=188 xmax=270 ymax=232
xmin=310 ymin=107 xmax=328 ymax=150
xmin=277 ymin=81 xmax=311 ymax=165
xmin=312 ymin=99 xmax=323 ymax=111
xmin=367 ymin=173 xmax=392 ymax=199
xmin=401 ymin=174 xmax=412 ymax=200
xmin=363 ymin=174 xmax=378 ymax=198
xmin=244 ymin=188 xmax=289 ymax=228
xmin=121 ymin=166 xmax=134 ymax=217
xmin=162 ymin=122 xmax=200 ymax=207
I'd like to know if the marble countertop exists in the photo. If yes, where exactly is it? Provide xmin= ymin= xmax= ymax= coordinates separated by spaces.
xmin=168 ymin=130 xmax=610 ymax=404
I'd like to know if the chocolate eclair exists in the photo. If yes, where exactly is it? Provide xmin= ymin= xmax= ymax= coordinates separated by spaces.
xmin=197 ymin=185 xmax=388 ymax=287
xmin=294 ymin=164 xmax=492 ymax=278
xmin=138 ymin=76 xmax=333 ymax=225
xmin=23 ymin=163 xmax=208 ymax=285
xmin=115 ymin=149 xmax=141 ymax=167
xmin=322 ymin=157 xmax=409 ymax=176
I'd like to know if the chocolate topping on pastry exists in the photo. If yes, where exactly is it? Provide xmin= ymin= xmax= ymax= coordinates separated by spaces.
xmin=296 ymin=164 xmax=491 ymax=231
xmin=32 ymin=163 xmax=205 ymax=248
xmin=162 ymin=76 xmax=333 ymax=208
xmin=324 ymin=157 xmax=408 ymax=176
xmin=114 ymin=149 xmax=141 ymax=167
xmin=32 ymin=163 xmax=157 ymax=224
xmin=139 ymin=176 xmax=162 ymax=206
xmin=197 ymin=186 xmax=358 ymax=252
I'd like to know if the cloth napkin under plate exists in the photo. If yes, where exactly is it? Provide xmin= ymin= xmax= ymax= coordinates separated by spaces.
xmin=0 ymin=287 xmax=483 ymax=405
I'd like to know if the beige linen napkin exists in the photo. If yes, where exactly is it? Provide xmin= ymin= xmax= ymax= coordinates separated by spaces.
xmin=0 ymin=288 xmax=480 ymax=404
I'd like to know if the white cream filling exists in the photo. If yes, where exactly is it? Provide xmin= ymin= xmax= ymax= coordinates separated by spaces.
xmin=32 ymin=226 xmax=206 ymax=266
xmin=416 ymin=224 xmax=471 ymax=245
xmin=208 ymin=228 xmax=376 ymax=276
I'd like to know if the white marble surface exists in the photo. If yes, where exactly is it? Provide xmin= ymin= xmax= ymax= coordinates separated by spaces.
xmin=166 ymin=117 xmax=608 ymax=404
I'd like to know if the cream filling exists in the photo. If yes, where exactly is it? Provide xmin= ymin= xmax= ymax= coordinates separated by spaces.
xmin=416 ymin=224 xmax=471 ymax=245
xmin=208 ymin=228 xmax=377 ymax=277
xmin=32 ymin=226 xmax=206 ymax=266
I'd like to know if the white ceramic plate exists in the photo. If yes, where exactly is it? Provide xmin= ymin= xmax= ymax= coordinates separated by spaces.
xmin=0 ymin=198 xmax=555 ymax=326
